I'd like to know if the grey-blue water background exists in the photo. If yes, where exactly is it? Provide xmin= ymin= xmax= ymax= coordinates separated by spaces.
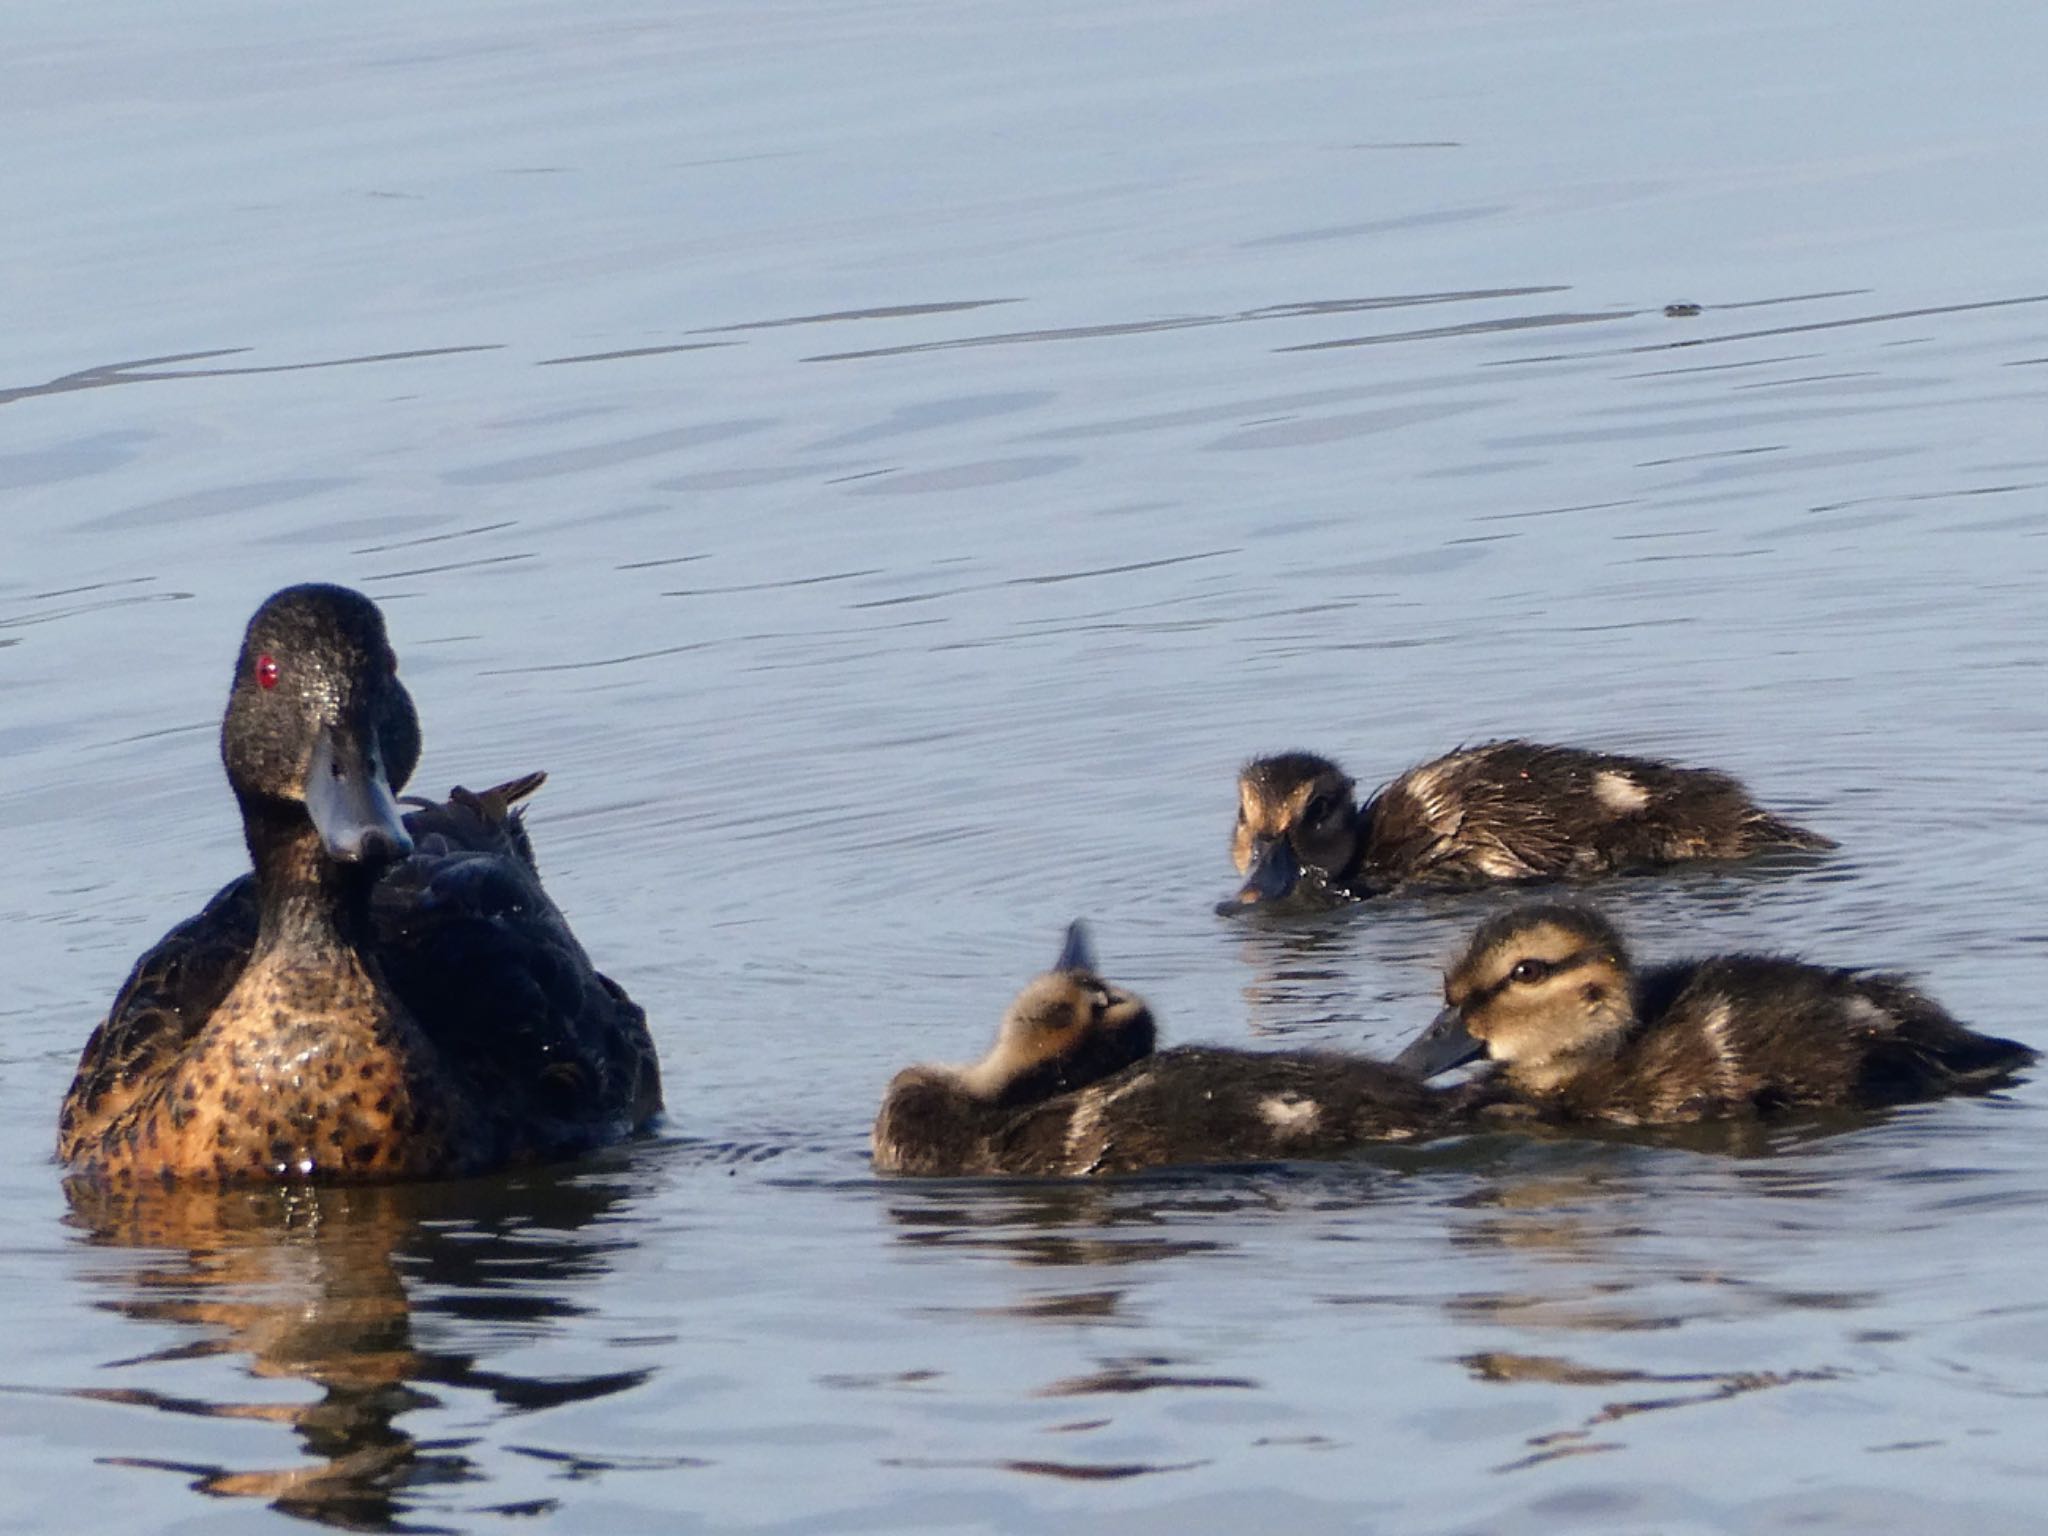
xmin=6 ymin=1 xmax=2048 ymax=1530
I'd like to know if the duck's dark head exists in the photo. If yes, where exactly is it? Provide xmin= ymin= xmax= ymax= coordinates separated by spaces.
xmin=1395 ymin=902 xmax=1635 ymax=1090
xmin=222 ymin=584 xmax=420 ymax=868
xmin=1218 ymin=752 xmax=1361 ymax=913
xmin=957 ymin=922 xmax=1158 ymax=1107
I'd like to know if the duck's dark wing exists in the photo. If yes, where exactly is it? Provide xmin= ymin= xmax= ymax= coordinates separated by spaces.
xmin=368 ymin=777 xmax=662 ymax=1157
xmin=59 ymin=875 xmax=261 ymax=1153
xmin=395 ymin=770 xmax=546 ymax=873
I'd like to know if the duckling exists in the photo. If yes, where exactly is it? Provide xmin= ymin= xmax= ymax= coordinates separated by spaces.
xmin=1393 ymin=902 xmax=2034 ymax=1123
xmin=1222 ymin=741 xmax=1832 ymax=911
xmin=58 ymin=583 xmax=661 ymax=1183
xmin=873 ymin=923 xmax=1452 ymax=1177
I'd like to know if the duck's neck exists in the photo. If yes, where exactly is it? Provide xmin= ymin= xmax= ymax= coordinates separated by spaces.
xmin=240 ymin=795 xmax=378 ymax=960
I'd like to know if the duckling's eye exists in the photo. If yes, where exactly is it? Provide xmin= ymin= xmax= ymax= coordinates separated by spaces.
xmin=255 ymin=654 xmax=280 ymax=690
xmin=1509 ymin=958 xmax=1551 ymax=985
xmin=1089 ymin=989 xmax=1111 ymax=1020
xmin=1305 ymin=795 xmax=1334 ymax=825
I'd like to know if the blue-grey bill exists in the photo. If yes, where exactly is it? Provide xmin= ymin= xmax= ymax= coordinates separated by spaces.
xmin=1055 ymin=919 xmax=1098 ymax=975
xmin=306 ymin=725 xmax=415 ymax=864
xmin=1392 ymin=1003 xmax=1486 ymax=1079
xmin=1217 ymin=836 xmax=1302 ymax=914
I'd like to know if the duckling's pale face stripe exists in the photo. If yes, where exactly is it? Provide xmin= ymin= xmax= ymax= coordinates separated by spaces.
xmin=1593 ymin=771 xmax=1650 ymax=813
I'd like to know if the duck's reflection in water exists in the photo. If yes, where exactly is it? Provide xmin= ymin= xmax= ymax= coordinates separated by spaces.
xmin=1226 ymin=898 xmax=1478 ymax=1047
xmin=64 ymin=1167 xmax=649 ymax=1530
xmin=884 ymin=1178 xmax=1240 ymax=1271
xmin=1223 ymin=914 xmax=1365 ymax=1043
xmin=1424 ymin=1137 xmax=1856 ymax=1470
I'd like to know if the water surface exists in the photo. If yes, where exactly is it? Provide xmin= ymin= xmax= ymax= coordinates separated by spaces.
xmin=6 ymin=0 xmax=2048 ymax=1530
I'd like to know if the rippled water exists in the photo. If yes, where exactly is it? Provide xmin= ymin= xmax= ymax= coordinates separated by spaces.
xmin=7 ymin=0 xmax=2048 ymax=1529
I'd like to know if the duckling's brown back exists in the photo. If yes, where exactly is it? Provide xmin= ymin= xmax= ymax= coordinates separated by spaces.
xmin=1037 ymin=1047 xmax=1454 ymax=1174
xmin=1360 ymin=741 xmax=1829 ymax=892
xmin=876 ymin=1048 xmax=1457 ymax=1177
xmin=1558 ymin=956 xmax=2033 ymax=1121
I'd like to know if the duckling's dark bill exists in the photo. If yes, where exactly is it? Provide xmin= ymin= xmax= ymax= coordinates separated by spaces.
xmin=306 ymin=723 xmax=414 ymax=865
xmin=1393 ymin=1004 xmax=1485 ymax=1079
xmin=1219 ymin=836 xmax=1302 ymax=913
xmin=1054 ymin=920 xmax=1098 ymax=975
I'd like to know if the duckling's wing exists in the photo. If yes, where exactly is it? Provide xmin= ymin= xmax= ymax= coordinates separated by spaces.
xmin=1648 ymin=958 xmax=2033 ymax=1114
xmin=60 ymin=875 xmax=259 ymax=1149
xmin=1847 ymin=972 xmax=2037 ymax=1099
xmin=1451 ymin=741 xmax=1680 ymax=874
xmin=1363 ymin=742 xmax=1580 ymax=886
xmin=1366 ymin=741 xmax=1824 ymax=886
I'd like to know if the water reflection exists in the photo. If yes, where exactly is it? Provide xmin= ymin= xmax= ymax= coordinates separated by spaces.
xmin=1470 ymin=1349 xmax=1839 ymax=1473
xmin=1415 ymin=1148 xmax=1858 ymax=1473
xmin=883 ymin=1180 xmax=1238 ymax=1269
xmin=62 ymin=1169 xmax=649 ymax=1530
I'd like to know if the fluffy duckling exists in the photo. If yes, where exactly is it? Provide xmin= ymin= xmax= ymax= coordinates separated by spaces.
xmin=59 ymin=584 xmax=661 ymax=1183
xmin=873 ymin=924 xmax=1451 ymax=1176
xmin=1221 ymin=741 xmax=1832 ymax=911
xmin=1394 ymin=903 xmax=2034 ymax=1123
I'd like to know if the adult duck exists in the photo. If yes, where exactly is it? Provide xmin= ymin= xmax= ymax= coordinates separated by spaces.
xmin=58 ymin=584 xmax=660 ymax=1182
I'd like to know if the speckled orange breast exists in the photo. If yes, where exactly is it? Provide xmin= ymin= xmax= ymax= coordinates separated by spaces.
xmin=63 ymin=948 xmax=485 ymax=1184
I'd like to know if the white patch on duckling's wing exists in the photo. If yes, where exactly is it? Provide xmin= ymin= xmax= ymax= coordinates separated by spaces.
xmin=1063 ymin=1070 xmax=1150 ymax=1174
xmin=1699 ymin=999 xmax=1739 ymax=1095
xmin=1258 ymin=1094 xmax=1322 ymax=1136
xmin=1472 ymin=842 xmax=1540 ymax=880
xmin=1400 ymin=762 xmax=1458 ymax=827
xmin=1835 ymin=994 xmax=1895 ymax=1036
xmin=1593 ymin=770 xmax=1650 ymax=814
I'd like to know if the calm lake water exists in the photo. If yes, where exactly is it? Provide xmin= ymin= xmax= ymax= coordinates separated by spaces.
xmin=7 ymin=0 xmax=2048 ymax=1530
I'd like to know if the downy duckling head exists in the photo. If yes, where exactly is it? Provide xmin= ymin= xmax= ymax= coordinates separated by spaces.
xmin=1218 ymin=752 xmax=1361 ymax=913
xmin=222 ymin=583 xmax=421 ymax=867
xmin=955 ymin=922 xmax=1158 ymax=1107
xmin=1396 ymin=903 xmax=1635 ymax=1091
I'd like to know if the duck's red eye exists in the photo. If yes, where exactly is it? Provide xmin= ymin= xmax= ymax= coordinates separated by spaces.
xmin=255 ymin=654 xmax=280 ymax=689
